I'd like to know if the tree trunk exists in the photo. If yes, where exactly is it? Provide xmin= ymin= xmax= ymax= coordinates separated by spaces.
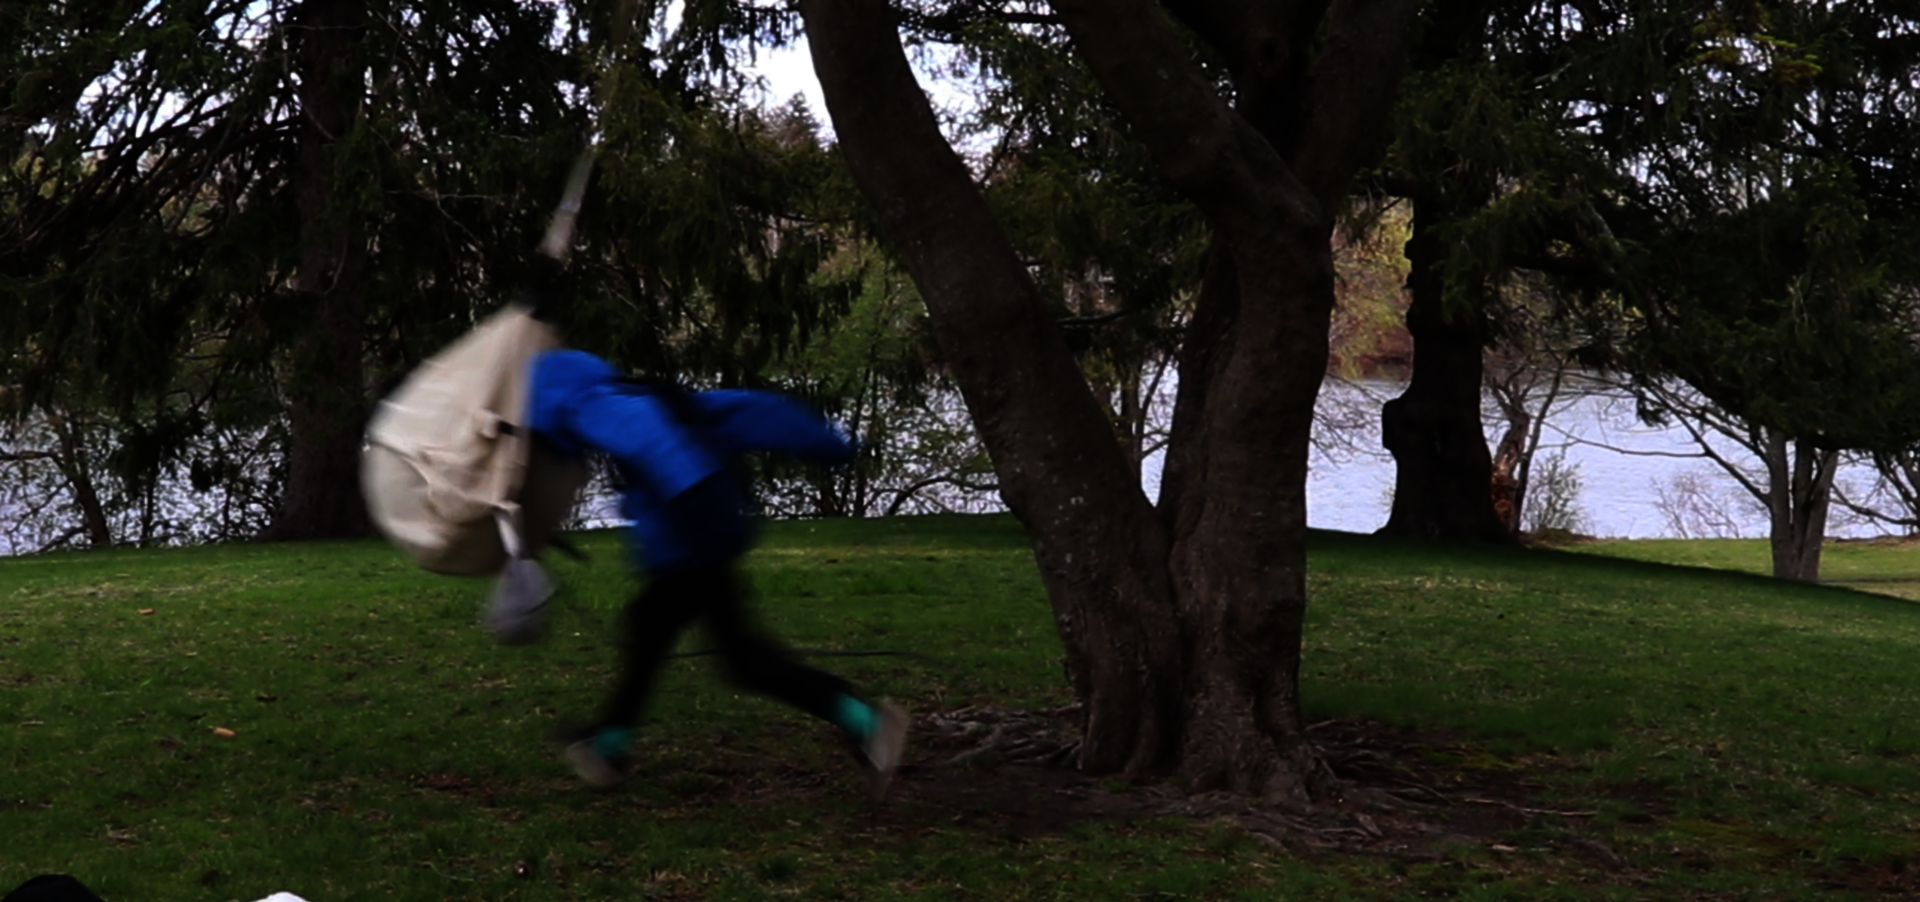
xmin=48 ymin=412 xmax=113 ymax=548
xmin=1378 ymin=198 xmax=1512 ymax=542
xmin=1504 ymin=366 xmax=1568 ymax=534
xmin=260 ymin=0 xmax=370 ymax=542
xmin=1488 ymin=404 xmax=1528 ymax=535
xmin=801 ymin=0 xmax=1415 ymax=799
xmin=1764 ymin=430 xmax=1835 ymax=582
xmin=1116 ymin=362 xmax=1146 ymax=475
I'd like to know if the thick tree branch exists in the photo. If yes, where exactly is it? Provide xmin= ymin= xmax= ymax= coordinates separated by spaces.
xmin=1162 ymin=0 xmax=1326 ymax=161
xmin=1069 ymin=0 xmax=1413 ymax=540
xmin=800 ymin=0 xmax=1184 ymax=777
xmin=1161 ymin=0 xmax=1327 ymax=76
xmin=1160 ymin=0 xmax=1261 ymax=72
xmin=1044 ymin=0 xmax=1318 ymax=245
xmin=1291 ymin=0 xmax=1420 ymax=211
xmin=797 ymin=0 xmax=1141 ymax=507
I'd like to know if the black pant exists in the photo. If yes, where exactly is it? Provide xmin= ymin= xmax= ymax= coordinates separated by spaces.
xmin=599 ymin=560 xmax=852 ymax=732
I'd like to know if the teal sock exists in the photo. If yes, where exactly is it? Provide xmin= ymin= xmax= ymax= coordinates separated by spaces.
xmin=832 ymin=694 xmax=875 ymax=739
xmin=592 ymin=727 xmax=634 ymax=759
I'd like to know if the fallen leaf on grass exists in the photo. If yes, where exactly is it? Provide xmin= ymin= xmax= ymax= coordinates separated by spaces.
xmin=212 ymin=727 xmax=237 ymax=738
xmin=139 ymin=608 xmax=155 ymax=616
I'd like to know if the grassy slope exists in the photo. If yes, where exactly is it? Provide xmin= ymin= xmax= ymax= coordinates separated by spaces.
xmin=2 ymin=516 xmax=1918 ymax=900
xmin=1308 ymin=532 xmax=1920 ymax=888
xmin=1576 ymin=534 xmax=1920 ymax=601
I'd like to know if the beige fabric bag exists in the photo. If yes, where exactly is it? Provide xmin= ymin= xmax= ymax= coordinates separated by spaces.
xmin=361 ymin=304 xmax=585 ymax=578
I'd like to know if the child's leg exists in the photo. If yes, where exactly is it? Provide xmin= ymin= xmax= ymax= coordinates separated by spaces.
xmin=691 ymin=561 xmax=866 ymax=728
xmin=595 ymin=571 xmax=703 ymax=736
xmin=566 ymin=574 xmax=703 ymax=786
xmin=694 ymin=560 xmax=907 ymax=798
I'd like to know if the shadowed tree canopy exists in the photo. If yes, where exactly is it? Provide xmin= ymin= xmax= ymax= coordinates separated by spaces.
xmin=1362 ymin=0 xmax=1920 ymax=562
xmin=1 ymin=0 xmax=865 ymax=542
xmin=1590 ymin=1 xmax=1920 ymax=581
xmin=1383 ymin=0 xmax=1920 ymax=579
xmin=1601 ymin=3 xmax=1920 ymax=446
xmin=2 ymin=0 xmax=591 ymax=539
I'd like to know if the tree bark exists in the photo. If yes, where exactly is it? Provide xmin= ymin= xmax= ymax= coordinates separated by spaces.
xmin=1488 ymin=402 xmax=1529 ymax=535
xmin=48 ymin=411 xmax=113 ymax=548
xmin=801 ymin=0 xmax=1415 ymax=799
xmin=1764 ymin=430 xmax=1836 ymax=582
xmin=1377 ymin=198 xmax=1513 ymax=542
xmin=260 ymin=0 xmax=370 ymax=542
xmin=801 ymin=0 xmax=1184 ymax=778
xmin=1486 ymin=364 xmax=1568 ymax=535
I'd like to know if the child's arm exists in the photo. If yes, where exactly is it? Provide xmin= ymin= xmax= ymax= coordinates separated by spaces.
xmin=695 ymin=390 xmax=857 ymax=465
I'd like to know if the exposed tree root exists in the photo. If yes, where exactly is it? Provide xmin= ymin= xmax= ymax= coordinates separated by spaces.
xmin=908 ymin=708 xmax=1636 ymax=871
xmin=922 ymin=703 xmax=1084 ymax=769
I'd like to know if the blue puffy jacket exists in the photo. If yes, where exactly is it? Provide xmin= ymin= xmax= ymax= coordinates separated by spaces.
xmin=527 ymin=350 xmax=854 ymax=574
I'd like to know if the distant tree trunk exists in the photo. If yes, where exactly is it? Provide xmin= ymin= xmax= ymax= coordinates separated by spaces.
xmin=1378 ymin=198 xmax=1512 ymax=542
xmin=1765 ymin=430 xmax=1836 ymax=582
xmin=801 ymin=0 xmax=1416 ymax=798
xmin=261 ymin=0 xmax=370 ymax=542
xmin=1116 ymin=369 xmax=1145 ymax=474
xmin=47 ymin=412 xmax=113 ymax=548
xmin=1488 ymin=404 xmax=1528 ymax=535
xmin=1485 ymin=362 xmax=1568 ymax=536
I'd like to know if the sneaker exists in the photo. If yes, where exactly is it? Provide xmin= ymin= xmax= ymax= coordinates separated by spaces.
xmin=859 ymin=699 xmax=908 ymax=800
xmin=553 ymin=720 xmax=633 ymax=788
xmin=563 ymin=739 xmax=631 ymax=788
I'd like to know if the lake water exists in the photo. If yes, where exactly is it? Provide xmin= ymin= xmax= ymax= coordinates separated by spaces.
xmin=1 ymin=378 xmax=1903 ymax=557
xmin=1266 ymin=379 xmax=1895 ymax=540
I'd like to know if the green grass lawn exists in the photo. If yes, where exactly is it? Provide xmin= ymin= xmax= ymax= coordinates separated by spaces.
xmin=1576 ymin=533 xmax=1920 ymax=600
xmin=4 ymin=516 xmax=1920 ymax=900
